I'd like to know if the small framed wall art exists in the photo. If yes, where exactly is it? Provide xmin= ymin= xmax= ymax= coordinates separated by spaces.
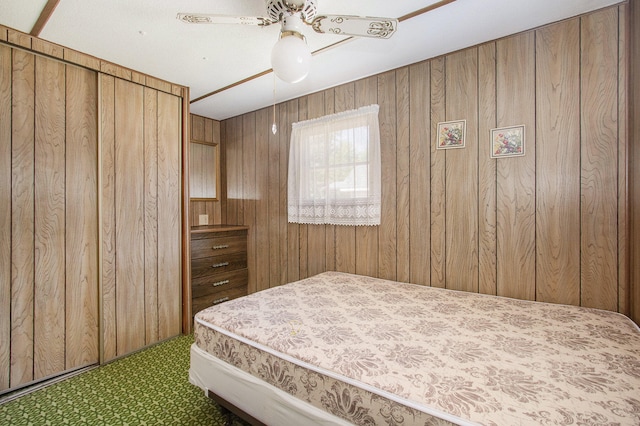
xmin=490 ymin=125 xmax=525 ymax=158
xmin=437 ymin=120 xmax=466 ymax=149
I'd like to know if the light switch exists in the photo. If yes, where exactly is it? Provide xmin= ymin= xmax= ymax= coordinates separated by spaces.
xmin=199 ymin=214 xmax=209 ymax=225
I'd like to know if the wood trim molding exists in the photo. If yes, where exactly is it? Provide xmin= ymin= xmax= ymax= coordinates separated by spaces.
xmin=30 ymin=0 xmax=60 ymax=36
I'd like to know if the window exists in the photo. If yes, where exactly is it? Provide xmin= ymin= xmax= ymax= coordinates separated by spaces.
xmin=288 ymin=104 xmax=381 ymax=226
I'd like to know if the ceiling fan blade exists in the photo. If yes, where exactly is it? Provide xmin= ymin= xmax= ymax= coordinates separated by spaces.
xmin=177 ymin=13 xmax=271 ymax=26
xmin=310 ymin=15 xmax=398 ymax=39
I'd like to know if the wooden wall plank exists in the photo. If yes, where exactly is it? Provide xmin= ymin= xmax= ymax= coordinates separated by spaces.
xmin=630 ymin=0 xmax=640 ymax=325
xmin=378 ymin=71 xmax=398 ymax=281
xmin=285 ymin=100 xmax=300 ymax=282
xmin=242 ymin=112 xmax=257 ymax=293
xmin=157 ymin=91 xmax=182 ymax=340
xmin=409 ymin=61 xmax=430 ymax=286
xmin=190 ymin=142 xmax=204 ymax=201
xmin=192 ymin=115 xmax=205 ymax=140
xmin=430 ymin=57 xmax=446 ymax=288
xmin=445 ymin=49 xmax=479 ymax=293
xmin=324 ymin=89 xmax=336 ymax=273
xmin=0 ymin=44 xmax=11 ymax=391
xmin=115 ymin=79 xmax=145 ymax=356
xmin=535 ymin=20 xmax=580 ymax=304
xmin=478 ymin=43 xmax=497 ymax=295
xmin=496 ymin=32 xmax=537 ymax=301
xmin=226 ymin=116 xmax=241 ymax=224
xmin=143 ymin=88 xmax=159 ymax=345
xmin=306 ymin=92 xmax=326 ymax=278
xmin=333 ymin=83 xmax=357 ymax=274
xmin=580 ymin=8 xmax=619 ymax=310
xmin=100 ymin=74 xmax=117 ymax=362
xmin=617 ymin=3 xmax=629 ymax=315
xmin=296 ymin=97 xmax=309 ymax=280
xmin=267 ymin=104 xmax=281 ymax=287
xmin=220 ymin=121 xmax=228 ymax=224
xmin=11 ymin=49 xmax=35 ymax=387
xmin=354 ymin=76 xmax=379 ymax=277
xmin=34 ymin=56 xmax=66 ymax=379
xmin=65 ymin=65 xmax=98 ymax=369
xmin=396 ymin=68 xmax=411 ymax=283
xmin=255 ymin=108 xmax=270 ymax=292
xmin=210 ymin=119 xmax=222 ymax=224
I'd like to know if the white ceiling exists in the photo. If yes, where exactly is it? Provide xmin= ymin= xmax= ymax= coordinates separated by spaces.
xmin=0 ymin=0 xmax=623 ymax=121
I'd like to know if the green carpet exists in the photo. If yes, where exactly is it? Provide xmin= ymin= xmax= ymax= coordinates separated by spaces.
xmin=0 ymin=334 xmax=248 ymax=425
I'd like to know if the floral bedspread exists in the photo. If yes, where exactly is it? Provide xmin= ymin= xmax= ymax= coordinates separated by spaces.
xmin=194 ymin=271 xmax=640 ymax=425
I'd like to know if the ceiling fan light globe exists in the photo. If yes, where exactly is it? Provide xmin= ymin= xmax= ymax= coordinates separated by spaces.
xmin=271 ymin=35 xmax=311 ymax=84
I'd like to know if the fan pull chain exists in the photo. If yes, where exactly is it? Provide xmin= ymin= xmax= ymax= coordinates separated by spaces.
xmin=272 ymin=74 xmax=278 ymax=135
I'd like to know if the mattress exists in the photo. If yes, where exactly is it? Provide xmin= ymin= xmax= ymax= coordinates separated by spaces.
xmin=190 ymin=271 xmax=640 ymax=425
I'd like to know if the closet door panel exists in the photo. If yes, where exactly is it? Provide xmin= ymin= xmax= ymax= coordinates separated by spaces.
xmin=100 ymin=74 xmax=117 ymax=362
xmin=10 ymin=49 xmax=35 ymax=388
xmin=34 ymin=56 xmax=66 ymax=379
xmin=65 ymin=64 xmax=99 ymax=369
xmin=114 ymin=79 xmax=145 ymax=355
xmin=0 ymin=44 xmax=11 ymax=390
xmin=144 ymin=87 xmax=159 ymax=345
xmin=157 ymin=91 xmax=181 ymax=340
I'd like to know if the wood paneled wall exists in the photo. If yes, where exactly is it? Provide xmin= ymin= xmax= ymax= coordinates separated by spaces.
xmin=189 ymin=115 xmax=223 ymax=226
xmin=221 ymin=5 xmax=634 ymax=319
xmin=0 ymin=47 xmax=99 ymax=391
xmin=101 ymin=76 xmax=182 ymax=362
xmin=1 ymin=27 xmax=185 ymax=392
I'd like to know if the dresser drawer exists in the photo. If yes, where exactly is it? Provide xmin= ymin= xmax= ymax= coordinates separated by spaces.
xmin=191 ymin=231 xmax=247 ymax=259
xmin=190 ymin=225 xmax=249 ymax=319
xmin=192 ymin=285 xmax=248 ymax=314
xmin=192 ymin=268 xmax=248 ymax=299
xmin=191 ymin=252 xmax=247 ymax=278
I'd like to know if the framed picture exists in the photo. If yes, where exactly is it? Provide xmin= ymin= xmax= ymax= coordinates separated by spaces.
xmin=490 ymin=125 xmax=525 ymax=158
xmin=437 ymin=120 xmax=466 ymax=149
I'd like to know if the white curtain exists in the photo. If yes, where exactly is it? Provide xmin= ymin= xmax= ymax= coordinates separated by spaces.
xmin=288 ymin=104 xmax=381 ymax=226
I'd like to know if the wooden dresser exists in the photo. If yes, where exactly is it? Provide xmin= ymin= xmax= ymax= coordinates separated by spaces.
xmin=190 ymin=225 xmax=249 ymax=315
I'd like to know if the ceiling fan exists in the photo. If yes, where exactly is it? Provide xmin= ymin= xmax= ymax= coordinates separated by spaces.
xmin=177 ymin=0 xmax=398 ymax=83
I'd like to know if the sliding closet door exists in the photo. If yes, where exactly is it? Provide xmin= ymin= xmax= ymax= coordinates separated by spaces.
xmin=0 ymin=47 xmax=99 ymax=392
xmin=0 ymin=45 xmax=10 ymax=391
xmin=157 ymin=91 xmax=182 ymax=341
xmin=65 ymin=63 xmax=99 ymax=370
xmin=101 ymin=75 xmax=182 ymax=362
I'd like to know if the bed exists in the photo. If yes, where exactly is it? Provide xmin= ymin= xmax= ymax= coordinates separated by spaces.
xmin=189 ymin=271 xmax=640 ymax=425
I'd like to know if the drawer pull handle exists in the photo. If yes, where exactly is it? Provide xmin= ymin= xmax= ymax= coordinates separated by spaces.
xmin=213 ymin=297 xmax=229 ymax=305
xmin=212 ymin=244 xmax=229 ymax=250
xmin=212 ymin=280 xmax=230 ymax=287
xmin=210 ymin=262 xmax=230 ymax=268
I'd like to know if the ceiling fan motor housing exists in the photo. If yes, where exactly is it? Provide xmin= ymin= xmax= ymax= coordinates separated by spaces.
xmin=267 ymin=0 xmax=317 ymax=23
